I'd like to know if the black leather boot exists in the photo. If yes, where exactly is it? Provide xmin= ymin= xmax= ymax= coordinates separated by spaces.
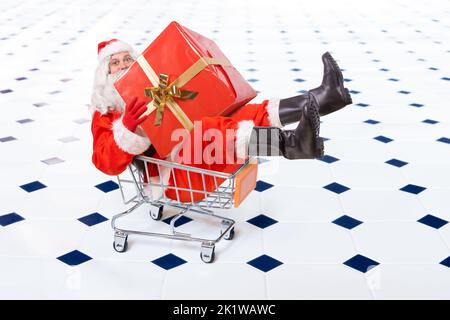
xmin=309 ymin=51 xmax=353 ymax=117
xmin=278 ymin=52 xmax=353 ymax=125
xmin=248 ymin=93 xmax=324 ymax=159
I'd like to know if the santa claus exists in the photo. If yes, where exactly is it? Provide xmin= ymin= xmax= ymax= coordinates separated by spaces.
xmin=90 ymin=39 xmax=352 ymax=201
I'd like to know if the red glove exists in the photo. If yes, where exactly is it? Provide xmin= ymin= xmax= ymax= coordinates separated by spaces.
xmin=122 ymin=97 xmax=148 ymax=132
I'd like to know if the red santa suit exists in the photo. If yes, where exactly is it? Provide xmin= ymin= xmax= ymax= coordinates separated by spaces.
xmin=90 ymin=39 xmax=282 ymax=202
xmin=91 ymin=99 xmax=282 ymax=202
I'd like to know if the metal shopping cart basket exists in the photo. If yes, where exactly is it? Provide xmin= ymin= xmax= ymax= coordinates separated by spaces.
xmin=111 ymin=155 xmax=258 ymax=263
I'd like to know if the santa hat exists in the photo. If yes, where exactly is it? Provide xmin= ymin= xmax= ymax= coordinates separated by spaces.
xmin=97 ymin=38 xmax=133 ymax=62
xmin=90 ymin=39 xmax=139 ymax=115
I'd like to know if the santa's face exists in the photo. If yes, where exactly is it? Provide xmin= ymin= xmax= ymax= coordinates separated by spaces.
xmin=109 ymin=51 xmax=135 ymax=74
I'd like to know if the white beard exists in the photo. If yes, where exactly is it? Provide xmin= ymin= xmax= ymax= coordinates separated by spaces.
xmin=90 ymin=62 xmax=127 ymax=115
xmin=104 ymin=69 xmax=127 ymax=111
xmin=90 ymin=49 xmax=140 ymax=115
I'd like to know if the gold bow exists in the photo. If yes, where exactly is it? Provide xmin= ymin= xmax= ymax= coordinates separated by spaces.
xmin=144 ymin=74 xmax=198 ymax=126
xmin=136 ymin=55 xmax=232 ymax=131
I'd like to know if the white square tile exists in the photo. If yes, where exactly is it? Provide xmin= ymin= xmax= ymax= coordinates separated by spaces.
xmin=384 ymin=140 xmax=450 ymax=165
xmin=438 ymin=224 xmax=450 ymax=250
xmin=267 ymin=264 xmax=373 ymax=299
xmin=259 ymin=185 xmax=343 ymax=222
xmin=257 ymin=158 xmax=335 ymax=188
xmin=13 ymin=186 xmax=104 ymax=220
xmin=0 ymin=257 xmax=68 ymax=299
xmin=329 ymin=160 xmax=409 ymax=190
xmin=370 ymin=265 xmax=450 ymax=299
xmin=324 ymin=138 xmax=393 ymax=163
xmin=352 ymin=221 xmax=449 ymax=264
xmin=401 ymin=163 xmax=450 ymax=190
xmin=321 ymin=122 xmax=382 ymax=141
xmin=0 ymin=220 xmax=86 ymax=258
xmin=339 ymin=188 xmax=427 ymax=221
xmin=263 ymin=222 xmax=355 ymax=264
xmin=418 ymin=189 xmax=450 ymax=221
xmin=213 ymin=190 xmax=262 ymax=223
xmin=57 ymin=260 xmax=166 ymax=299
xmin=162 ymin=263 xmax=266 ymax=299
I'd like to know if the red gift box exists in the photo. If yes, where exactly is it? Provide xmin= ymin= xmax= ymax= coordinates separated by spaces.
xmin=114 ymin=21 xmax=257 ymax=158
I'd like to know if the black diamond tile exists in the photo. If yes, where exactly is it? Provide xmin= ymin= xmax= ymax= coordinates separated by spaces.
xmin=78 ymin=212 xmax=108 ymax=226
xmin=374 ymin=136 xmax=393 ymax=143
xmin=319 ymin=155 xmax=340 ymax=164
xmin=323 ymin=182 xmax=350 ymax=194
xmin=247 ymin=255 xmax=283 ymax=272
xmin=152 ymin=254 xmax=187 ymax=270
xmin=400 ymin=184 xmax=426 ymax=195
xmin=344 ymin=254 xmax=380 ymax=273
xmin=0 ymin=212 xmax=25 ymax=226
xmin=332 ymin=215 xmax=363 ymax=229
xmin=254 ymin=180 xmax=274 ymax=192
xmin=33 ymin=102 xmax=47 ymax=107
xmin=437 ymin=137 xmax=450 ymax=144
xmin=385 ymin=159 xmax=408 ymax=167
xmin=20 ymin=181 xmax=47 ymax=192
xmin=57 ymin=250 xmax=92 ymax=266
xmin=440 ymin=256 xmax=450 ymax=268
xmin=163 ymin=215 xmax=193 ymax=228
xmin=417 ymin=214 xmax=448 ymax=229
xmin=16 ymin=118 xmax=34 ymax=124
xmin=95 ymin=180 xmax=119 ymax=193
xmin=247 ymin=214 xmax=278 ymax=229
xmin=0 ymin=136 xmax=17 ymax=142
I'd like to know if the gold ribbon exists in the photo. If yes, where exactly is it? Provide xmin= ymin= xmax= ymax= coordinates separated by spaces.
xmin=144 ymin=73 xmax=198 ymax=126
xmin=136 ymin=55 xmax=232 ymax=131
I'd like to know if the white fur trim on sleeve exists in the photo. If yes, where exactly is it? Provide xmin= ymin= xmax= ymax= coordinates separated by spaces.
xmin=235 ymin=120 xmax=255 ymax=160
xmin=266 ymin=98 xmax=282 ymax=128
xmin=112 ymin=119 xmax=151 ymax=155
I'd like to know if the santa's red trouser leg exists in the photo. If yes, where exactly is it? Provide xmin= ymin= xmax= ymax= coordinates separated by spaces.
xmin=228 ymin=99 xmax=282 ymax=127
xmin=165 ymin=100 xmax=281 ymax=202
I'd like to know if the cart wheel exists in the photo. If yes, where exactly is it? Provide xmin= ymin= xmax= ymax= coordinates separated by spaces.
xmin=149 ymin=204 xmax=163 ymax=220
xmin=113 ymin=234 xmax=128 ymax=253
xmin=224 ymin=227 xmax=235 ymax=240
xmin=200 ymin=245 xmax=215 ymax=263
xmin=221 ymin=220 xmax=235 ymax=241
xmin=200 ymin=249 xmax=215 ymax=263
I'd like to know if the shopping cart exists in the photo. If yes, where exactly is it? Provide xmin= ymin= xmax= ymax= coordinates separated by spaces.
xmin=111 ymin=155 xmax=258 ymax=263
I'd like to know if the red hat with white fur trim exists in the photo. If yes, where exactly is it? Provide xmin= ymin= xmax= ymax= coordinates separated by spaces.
xmin=97 ymin=39 xmax=133 ymax=62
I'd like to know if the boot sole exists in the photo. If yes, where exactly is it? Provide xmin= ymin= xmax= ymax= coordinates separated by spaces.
xmin=323 ymin=52 xmax=353 ymax=106
xmin=307 ymin=95 xmax=325 ymax=158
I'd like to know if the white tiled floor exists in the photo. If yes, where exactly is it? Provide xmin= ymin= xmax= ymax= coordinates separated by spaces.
xmin=1 ymin=0 xmax=450 ymax=299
